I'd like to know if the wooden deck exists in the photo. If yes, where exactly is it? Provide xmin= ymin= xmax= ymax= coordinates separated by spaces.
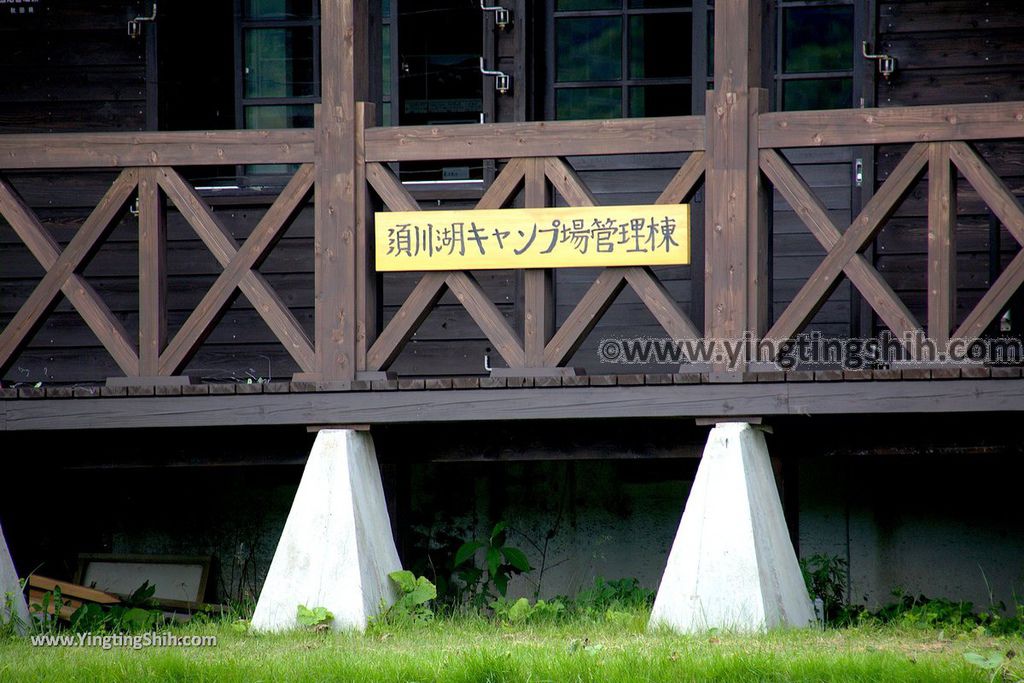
xmin=3 ymin=370 xmax=1024 ymax=431
xmin=3 ymin=0 xmax=1024 ymax=416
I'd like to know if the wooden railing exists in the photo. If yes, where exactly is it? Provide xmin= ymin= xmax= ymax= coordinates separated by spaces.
xmin=359 ymin=104 xmax=706 ymax=376
xmin=3 ymin=101 xmax=1024 ymax=384
xmin=759 ymin=102 xmax=1024 ymax=353
xmin=0 ymin=130 xmax=317 ymax=380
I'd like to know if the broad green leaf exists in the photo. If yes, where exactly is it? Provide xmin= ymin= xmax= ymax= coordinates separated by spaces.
xmin=507 ymin=597 xmax=531 ymax=623
xmin=490 ymin=522 xmax=507 ymax=543
xmin=964 ymin=652 xmax=1005 ymax=670
xmin=494 ymin=572 xmax=509 ymax=596
xmin=407 ymin=577 xmax=437 ymax=606
xmin=454 ymin=541 xmax=484 ymax=567
xmin=486 ymin=547 xmax=501 ymax=578
xmin=389 ymin=570 xmax=417 ymax=593
xmin=501 ymin=547 xmax=531 ymax=573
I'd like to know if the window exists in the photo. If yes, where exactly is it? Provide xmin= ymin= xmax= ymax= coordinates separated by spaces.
xmin=774 ymin=1 xmax=853 ymax=111
xmin=237 ymin=0 xmax=320 ymax=173
xmin=550 ymin=0 xmax=695 ymax=120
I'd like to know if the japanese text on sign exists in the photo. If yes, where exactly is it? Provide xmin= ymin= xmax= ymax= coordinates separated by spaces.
xmin=374 ymin=204 xmax=689 ymax=271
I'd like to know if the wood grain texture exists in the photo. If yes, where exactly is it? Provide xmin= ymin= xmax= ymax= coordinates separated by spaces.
xmin=767 ymin=144 xmax=928 ymax=342
xmin=0 ymin=175 xmax=138 ymax=375
xmin=445 ymin=271 xmax=525 ymax=368
xmin=158 ymin=164 xmax=314 ymax=375
xmin=9 ymin=379 xmax=1024 ymax=431
xmin=364 ymin=116 xmax=705 ymax=163
xmin=927 ymin=142 xmax=956 ymax=344
xmin=0 ymin=130 xmax=315 ymax=169
xmin=656 ymin=151 xmax=706 ymax=205
xmin=157 ymin=167 xmax=315 ymax=372
xmin=137 ymin=168 xmax=166 ymax=375
xmin=523 ymin=158 xmax=552 ymax=366
xmin=760 ymin=149 xmax=921 ymax=342
xmin=760 ymin=101 xmax=1024 ymax=149
xmin=365 ymin=272 xmax=449 ymax=370
xmin=544 ymin=269 xmax=627 ymax=367
xmin=0 ymin=169 xmax=136 ymax=374
xmin=623 ymin=266 xmax=700 ymax=340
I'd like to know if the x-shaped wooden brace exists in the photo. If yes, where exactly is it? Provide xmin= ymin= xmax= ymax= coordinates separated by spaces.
xmin=0 ymin=169 xmax=139 ymax=375
xmin=949 ymin=141 xmax=1024 ymax=340
xmin=155 ymin=165 xmax=316 ymax=375
xmin=760 ymin=144 xmax=928 ymax=345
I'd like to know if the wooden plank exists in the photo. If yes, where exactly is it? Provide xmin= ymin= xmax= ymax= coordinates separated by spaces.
xmin=544 ymin=157 xmax=598 ymax=207
xmin=366 ymin=163 xmax=419 ymax=212
xmin=0 ymin=130 xmax=315 ymax=169
xmin=623 ymin=266 xmax=700 ymax=340
xmin=313 ymin=0 xmax=368 ymax=382
xmin=0 ymin=176 xmax=138 ymax=375
xmin=159 ymin=165 xmax=314 ymax=375
xmin=948 ymin=141 xmax=1024 ymax=245
xmin=760 ymin=101 xmax=1024 ymax=149
xmin=656 ymin=151 xmax=706 ymax=205
xmin=445 ymin=271 xmax=525 ymax=368
xmin=544 ymin=269 xmax=627 ymax=367
xmin=364 ymin=116 xmax=706 ymax=163
xmin=927 ymin=143 xmax=956 ymax=345
xmin=766 ymin=144 xmax=928 ymax=342
xmin=748 ymin=89 xmax=770 ymax=339
xmin=13 ymin=379 xmax=1024 ymax=430
xmin=0 ymin=169 xmax=136 ymax=374
xmin=365 ymin=272 xmax=448 ymax=370
xmin=137 ymin=168 xmax=166 ymax=376
xmin=759 ymin=149 xmax=921 ymax=342
xmin=355 ymin=103 xmax=376 ymax=373
xmin=157 ymin=167 xmax=315 ymax=372
xmin=523 ymin=158 xmax=552 ymax=367
xmin=475 ymin=158 xmax=526 ymax=210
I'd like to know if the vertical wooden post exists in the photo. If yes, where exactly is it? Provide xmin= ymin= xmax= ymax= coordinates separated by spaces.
xmin=523 ymin=157 xmax=552 ymax=367
xmin=137 ymin=167 xmax=166 ymax=376
xmin=927 ymin=142 xmax=956 ymax=347
xmin=310 ymin=0 xmax=368 ymax=384
xmin=706 ymin=0 xmax=766 ymax=375
xmin=355 ymin=101 xmax=377 ymax=373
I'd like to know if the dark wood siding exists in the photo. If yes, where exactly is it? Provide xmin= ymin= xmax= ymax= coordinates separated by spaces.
xmin=874 ymin=0 xmax=1024 ymax=336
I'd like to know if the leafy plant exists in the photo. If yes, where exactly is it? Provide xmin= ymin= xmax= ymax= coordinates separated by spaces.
xmin=573 ymin=577 xmax=654 ymax=614
xmin=964 ymin=651 xmax=1020 ymax=683
xmin=68 ymin=581 xmax=164 ymax=634
xmin=800 ymin=554 xmax=852 ymax=624
xmin=0 ymin=584 xmax=28 ymax=639
xmin=454 ymin=522 xmax=532 ymax=607
xmin=490 ymin=596 xmax=565 ymax=624
xmin=378 ymin=570 xmax=437 ymax=624
xmin=296 ymin=604 xmax=334 ymax=630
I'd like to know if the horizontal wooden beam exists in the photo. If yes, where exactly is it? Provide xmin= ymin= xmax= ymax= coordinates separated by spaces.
xmin=365 ymin=116 xmax=706 ymax=162
xmin=0 ymin=130 xmax=315 ymax=169
xmin=7 ymin=379 xmax=1024 ymax=430
xmin=760 ymin=101 xmax=1024 ymax=149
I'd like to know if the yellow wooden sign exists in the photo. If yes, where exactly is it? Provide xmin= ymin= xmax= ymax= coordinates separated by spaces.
xmin=374 ymin=204 xmax=689 ymax=271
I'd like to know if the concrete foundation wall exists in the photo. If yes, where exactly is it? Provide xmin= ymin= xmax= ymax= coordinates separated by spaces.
xmin=2 ymin=429 xmax=1021 ymax=613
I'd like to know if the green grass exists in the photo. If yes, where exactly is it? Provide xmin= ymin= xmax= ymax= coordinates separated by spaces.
xmin=1 ymin=612 xmax=1021 ymax=682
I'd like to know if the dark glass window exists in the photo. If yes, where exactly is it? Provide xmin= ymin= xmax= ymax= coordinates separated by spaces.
xmin=552 ymin=1 xmax=695 ymax=120
xmin=238 ymin=0 xmax=320 ymax=176
xmin=776 ymin=2 xmax=854 ymax=111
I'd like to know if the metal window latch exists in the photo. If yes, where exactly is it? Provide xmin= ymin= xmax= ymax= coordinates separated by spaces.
xmin=480 ymin=57 xmax=512 ymax=95
xmin=862 ymin=41 xmax=896 ymax=79
xmin=129 ymin=3 xmax=157 ymax=38
xmin=480 ymin=0 xmax=511 ymax=30
xmin=854 ymin=158 xmax=864 ymax=187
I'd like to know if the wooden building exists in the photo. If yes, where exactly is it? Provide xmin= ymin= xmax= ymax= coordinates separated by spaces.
xmin=2 ymin=0 xmax=1024 ymax=607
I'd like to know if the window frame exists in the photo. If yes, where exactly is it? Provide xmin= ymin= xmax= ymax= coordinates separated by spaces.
xmin=545 ymin=0 xmax=710 ymax=121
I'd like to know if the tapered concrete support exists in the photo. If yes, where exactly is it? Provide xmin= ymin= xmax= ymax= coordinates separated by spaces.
xmin=0 ymin=521 xmax=29 ymax=634
xmin=252 ymin=429 xmax=402 ymax=632
xmin=650 ymin=423 xmax=815 ymax=632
